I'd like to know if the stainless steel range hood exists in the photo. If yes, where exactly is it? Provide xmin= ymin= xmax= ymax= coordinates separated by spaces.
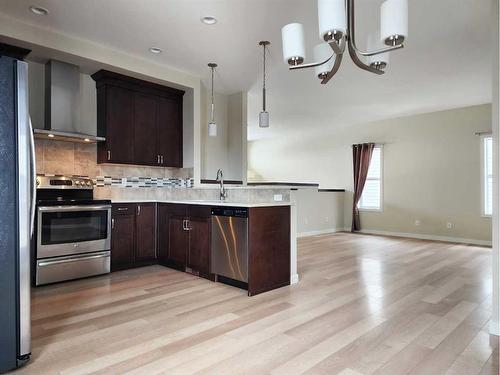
xmin=33 ymin=60 xmax=104 ymax=143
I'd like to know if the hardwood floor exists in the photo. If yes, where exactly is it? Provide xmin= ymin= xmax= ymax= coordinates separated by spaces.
xmin=16 ymin=233 xmax=498 ymax=375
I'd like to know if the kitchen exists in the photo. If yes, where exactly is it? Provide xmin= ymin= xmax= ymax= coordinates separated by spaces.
xmin=0 ymin=0 xmax=498 ymax=374
xmin=0 ymin=43 xmax=298 ymax=373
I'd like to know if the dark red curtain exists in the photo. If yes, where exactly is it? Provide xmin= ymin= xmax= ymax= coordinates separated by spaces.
xmin=351 ymin=143 xmax=375 ymax=232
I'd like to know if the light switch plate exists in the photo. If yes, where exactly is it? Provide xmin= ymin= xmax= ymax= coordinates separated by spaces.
xmin=274 ymin=194 xmax=283 ymax=201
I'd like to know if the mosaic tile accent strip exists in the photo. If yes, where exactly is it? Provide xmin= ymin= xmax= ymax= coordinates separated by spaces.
xmin=95 ymin=176 xmax=194 ymax=188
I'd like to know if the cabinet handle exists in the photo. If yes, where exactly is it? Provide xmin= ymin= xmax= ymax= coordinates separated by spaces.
xmin=107 ymin=150 xmax=111 ymax=161
xmin=117 ymin=207 xmax=128 ymax=211
xmin=157 ymin=155 xmax=160 ymax=164
xmin=137 ymin=205 xmax=141 ymax=216
xmin=161 ymin=155 xmax=164 ymax=164
xmin=111 ymin=218 xmax=115 ymax=229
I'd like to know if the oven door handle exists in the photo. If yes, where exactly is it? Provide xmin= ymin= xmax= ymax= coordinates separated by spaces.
xmin=38 ymin=252 xmax=110 ymax=267
xmin=38 ymin=205 xmax=112 ymax=212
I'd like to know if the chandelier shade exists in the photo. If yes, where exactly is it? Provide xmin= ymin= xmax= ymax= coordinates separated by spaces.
xmin=313 ymin=43 xmax=335 ymax=78
xmin=318 ymin=0 xmax=347 ymax=39
xmin=380 ymin=0 xmax=408 ymax=45
xmin=281 ymin=23 xmax=306 ymax=65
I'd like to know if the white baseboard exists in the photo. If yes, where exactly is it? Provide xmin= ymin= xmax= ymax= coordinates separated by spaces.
xmin=340 ymin=227 xmax=492 ymax=247
xmin=290 ymin=273 xmax=299 ymax=284
xmin=297 ymin=228 xmax=344 ymax=238
xmin=490 ymin=320 xmax=500 ymax=336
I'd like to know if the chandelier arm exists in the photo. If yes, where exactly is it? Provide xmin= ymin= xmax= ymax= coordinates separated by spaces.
xmin=348 ymin=41 xmax=384 ymax=75
xmin=289 ymin=50 xmax=335 ymax=71
xmin=320 ymin=51 xmax=343 ymax=85
xmin=347 ymin=0 xmax=404 ymax=57
xmin=289 ymin=35 xmax=346 ymax=71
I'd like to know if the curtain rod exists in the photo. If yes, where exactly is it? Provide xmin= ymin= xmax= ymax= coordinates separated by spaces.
xmin=474 ymin=131 xmax=492 ymax=136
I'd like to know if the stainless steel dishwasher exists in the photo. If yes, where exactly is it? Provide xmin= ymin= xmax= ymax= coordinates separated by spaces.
xmin=211 ymin=207 xmax=248 ymax=284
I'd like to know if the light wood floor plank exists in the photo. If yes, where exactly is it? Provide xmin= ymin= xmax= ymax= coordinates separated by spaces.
xmin=14 ymin=232 xmax=496 ymax=375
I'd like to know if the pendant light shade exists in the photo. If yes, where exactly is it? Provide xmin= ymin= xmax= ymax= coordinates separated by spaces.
xmin=380 ymin=0 xmax=408 ymax=46
xmin=318 ymin=0 xmax=347 ymax=40
xmin=208 ymin=121 xmax=217 ymax=137
xmin=259 ymin=41 xmax=270 ymax=128
xmin=281 ymin=23 xmax=305 ymax=65
xmin=367 ymin=32 xmax=389 ymax=69
xmin=313 ymin=43 xmax=335 ymax=78
xmin=259 ymin=111 xmax=269 ymax=128
xmin=207 ymin=63 xmax=217 ymax=137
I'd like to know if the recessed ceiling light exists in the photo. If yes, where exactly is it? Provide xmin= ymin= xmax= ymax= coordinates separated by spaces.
xmin=149 ymin=47 xmax=162 ymax=54
xmin=47 ymin=134 xmax=54 ymax=138
xmin=84 ymin=138 xmax=90 ymax=142
xmin=201 ymin=16 xmax=217 ymax=25
xmin=29 ymin=5 xmax=49 ymax=16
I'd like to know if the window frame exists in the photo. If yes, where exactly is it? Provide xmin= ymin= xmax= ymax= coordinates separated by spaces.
xmin=358 ymin=145 xmax=384 ymax=212
xmin=481 ymin=134 xmax=493 ymax=217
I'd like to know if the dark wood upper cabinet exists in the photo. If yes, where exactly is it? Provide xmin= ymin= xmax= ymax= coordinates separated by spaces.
xmin=158 ymin=96 xmax=183 ymax=167
xmin=134 ymin=94 xmax=158 ymax=166
xmin=98 ymin=86 xmax=134 ymax=164
xmin=92 ymin=70 xmax=184 ymax=167
xmin=135 ymin=203 xmax=157 ymax=261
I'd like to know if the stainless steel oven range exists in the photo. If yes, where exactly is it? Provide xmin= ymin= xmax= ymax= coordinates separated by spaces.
xmin=35 ymin=176 xmax=111 ymax=286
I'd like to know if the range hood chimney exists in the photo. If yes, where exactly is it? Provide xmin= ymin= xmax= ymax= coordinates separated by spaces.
xmin=33 ymin=60 xmax=104 ymax=143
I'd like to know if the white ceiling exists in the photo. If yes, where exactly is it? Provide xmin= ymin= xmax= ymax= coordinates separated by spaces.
xmin=0 ymin=0 xmax=493 ymax=140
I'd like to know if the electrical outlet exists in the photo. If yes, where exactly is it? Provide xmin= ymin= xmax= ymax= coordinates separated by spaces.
xmin=446 ymin=222 xmax=453 ymax=229
xmin=273 ymin=194 xmax=283 ymax=201
xmin=414 ymin=219 xmax=421 ymax=226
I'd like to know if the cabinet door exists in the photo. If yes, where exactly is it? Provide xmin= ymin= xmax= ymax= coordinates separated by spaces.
xmin=187 ymin=206 xmax=211 ymax=277
xmin=111 ymin=210 xmax=135 ymax=270
xmin=134 ymin=93 xmax=159 ymax=166
xmin=99 ymin=86 xmax=134 ymax=164
xmin=135 ymin=203 xmax=157 ymax=262
xmin=157 ymin=96 xmax=182 ymax=167
xmin=187 ymin=217 xmax=211 ymax=276
xmin=169 ymin=215 xmax=188 ymax=269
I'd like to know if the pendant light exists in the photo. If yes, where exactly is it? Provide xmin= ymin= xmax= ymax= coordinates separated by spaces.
xmin=207 ymin=63 xmax=217 ymax=137
xmin=259 ymin=41 xmax=270 ymax=128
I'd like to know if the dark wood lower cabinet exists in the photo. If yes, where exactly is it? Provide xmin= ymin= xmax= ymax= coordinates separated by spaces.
xmin=248 ymin=206 xmax=291 ymax=296
xmin=186 ymin=207 xmax=211 ymax=278
xmin=111 ymin=205 xmax=136 ymax=270
xmin=111 ymin=203 xmax=157 ymax=271
xmin=157 ymin=204 xmax=212 ymax=279
xmin=114 ymin=202 xmax=290 ymax=295
xmin=135 ymin=203 xmax=157 ymax=262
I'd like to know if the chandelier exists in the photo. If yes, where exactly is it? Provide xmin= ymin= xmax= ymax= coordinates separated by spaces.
xmin=281 ymin=0 xmax=408 ymax=84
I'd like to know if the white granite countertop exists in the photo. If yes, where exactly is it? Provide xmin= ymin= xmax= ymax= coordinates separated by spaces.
xmin=111 ymin=199 xmax=292 ymax=208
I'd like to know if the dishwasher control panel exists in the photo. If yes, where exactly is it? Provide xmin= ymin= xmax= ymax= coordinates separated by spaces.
xmin=211 ymin=207 xmax=248 ymax=218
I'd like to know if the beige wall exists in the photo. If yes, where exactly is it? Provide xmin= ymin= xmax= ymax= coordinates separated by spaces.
xmin=291 ymin=189 xmax=344 ymax=236
xmin=249 ymin=104 xmax=492 ymax=244
xmin=201 ymin=87 xmax=246 ymax=181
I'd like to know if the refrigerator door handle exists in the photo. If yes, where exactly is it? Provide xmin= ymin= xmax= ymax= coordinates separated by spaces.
xmin=16 ymin=60 xmax=31 ymax=359
xmin=28 ymin=117 xmax=36 ymax=236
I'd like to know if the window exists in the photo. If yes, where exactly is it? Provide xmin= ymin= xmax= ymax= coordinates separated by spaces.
xmin=359 ymin=146 xmax=383 ymax=210
xmin=482 ymin=136 xmax=493 ymax=216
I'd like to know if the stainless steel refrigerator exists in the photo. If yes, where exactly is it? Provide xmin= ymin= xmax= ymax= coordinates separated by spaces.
xmin=0 ymin=56 xmax=34 ymax=372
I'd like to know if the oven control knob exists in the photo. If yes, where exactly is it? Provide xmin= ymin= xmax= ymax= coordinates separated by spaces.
xmin=75 ymin=180 xmax=80 ymax=185
xmin=36 ymin=177 xmax=40 ymax=186
xmin=87 ymin=181 xmax=92 ymax=186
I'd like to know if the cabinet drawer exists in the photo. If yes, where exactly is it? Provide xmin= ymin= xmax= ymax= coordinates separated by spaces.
xmin=112 ymin=204 xmax=136 ymax=216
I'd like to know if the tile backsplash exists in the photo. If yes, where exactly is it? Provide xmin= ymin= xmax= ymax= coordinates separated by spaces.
xmin=35 ymin=140 xmax=193 ymax=186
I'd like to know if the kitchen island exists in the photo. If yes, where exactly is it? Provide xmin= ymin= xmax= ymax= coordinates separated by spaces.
xmin=110 ymin=200 xmax=293 ymax=296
